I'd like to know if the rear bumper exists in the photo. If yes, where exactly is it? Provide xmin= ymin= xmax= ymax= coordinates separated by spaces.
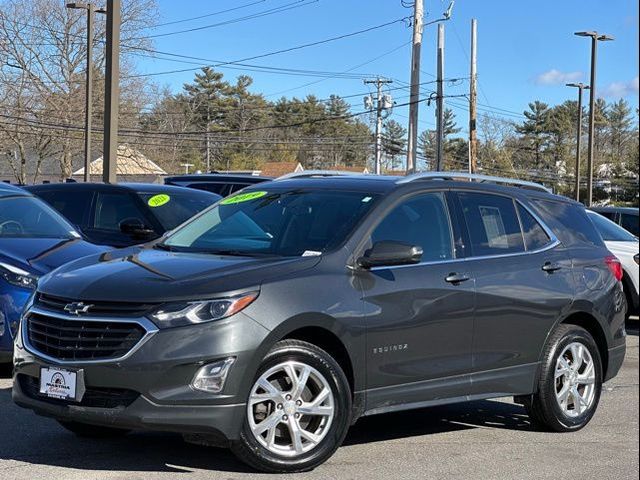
xmin=605 ymin=343 xmax=626 ymax=382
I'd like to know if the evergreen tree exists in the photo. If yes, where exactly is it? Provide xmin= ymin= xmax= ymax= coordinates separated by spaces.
xmin=516 ymin=101 xmax=552 ymax=169
xmin=382 ymin=120 xmax=407 ymax=171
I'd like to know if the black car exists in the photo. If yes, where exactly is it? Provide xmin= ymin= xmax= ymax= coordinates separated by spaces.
xmin=591 ymin=207 xmax=639 ymax=237
xmin=25 ymin=183 xmax=220 ymax=248
xmin=14 ymin=173 xmax=626 ymax=473
xmin=164 ymin=173 xmax=272 ymax=197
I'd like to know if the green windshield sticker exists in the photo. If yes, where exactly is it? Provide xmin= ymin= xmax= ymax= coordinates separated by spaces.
xmin=148 ymin=194 xmax=171 ymax=208
xmin=221 ymin=191 xmax=268 ymax=205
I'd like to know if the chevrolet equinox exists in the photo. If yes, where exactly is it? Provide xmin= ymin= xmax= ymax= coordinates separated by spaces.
xmin=13 ymin=173 xmax=627 ymax=473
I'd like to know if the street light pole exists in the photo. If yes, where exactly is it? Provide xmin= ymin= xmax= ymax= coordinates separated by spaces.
xmin=575 ymin=31 xmax=614 ymax=206
xmin=103 ymin=0 xmax=121 ymax=184
xmin=566 ymin=82 xmax=590 ymax=203
xmin=66 ymin=2 xmax=106 ymax=183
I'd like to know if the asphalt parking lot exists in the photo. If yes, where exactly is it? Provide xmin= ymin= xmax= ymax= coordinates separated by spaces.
xmin=0 ymin=320 xmax=638 ymax=480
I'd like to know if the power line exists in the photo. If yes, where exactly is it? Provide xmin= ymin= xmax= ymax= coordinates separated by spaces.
xmin=127 ymin=0 xmax=319 ymax=41
xmin=152 ymin=0 xmax=269 ymax=28
xmin=124 ymin=16 xmax=411 ymax=78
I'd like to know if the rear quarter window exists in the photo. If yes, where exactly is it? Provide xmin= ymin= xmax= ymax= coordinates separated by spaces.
xmin=531 ymin=199 xmax=604 ymax=248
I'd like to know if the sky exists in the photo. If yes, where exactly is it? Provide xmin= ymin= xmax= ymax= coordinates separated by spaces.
xmin=135 ymin=0 xmax=640 ymax=134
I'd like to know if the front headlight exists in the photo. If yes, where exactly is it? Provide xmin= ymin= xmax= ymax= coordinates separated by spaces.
xmin=0 ymin=262 xmax=39 ymax=290
xmin=149 ymin=292 xmax=259 ymax=328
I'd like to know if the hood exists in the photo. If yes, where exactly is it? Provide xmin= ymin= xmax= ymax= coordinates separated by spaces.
xmin=38 ymin=246 xmax=321 ymax=303
xmin=0 ymin=238 xmax=107 ymax=275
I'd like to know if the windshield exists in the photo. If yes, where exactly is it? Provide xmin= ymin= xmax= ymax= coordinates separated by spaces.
xmin=0 ymin=196 xmax=77 ymax=239
xmin=138 ymin=192 xmax=218 ymax=231
xmin=162 ymin=190 xmax=378 ymax=257
xmin=588 ymin=211 xmax=638 ymax=242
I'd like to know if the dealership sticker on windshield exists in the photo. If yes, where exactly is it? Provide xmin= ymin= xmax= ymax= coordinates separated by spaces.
xmin=221 ymin=191 xmax=268 ymax=205
xmin=148 ymin=194 xmax=171 ymax=208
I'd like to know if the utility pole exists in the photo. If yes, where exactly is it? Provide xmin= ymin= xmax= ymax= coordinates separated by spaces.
xmin=566 ymin=82 xmax=590 ymax=202
xmin=206 ymin=98 xmax=211 ymax=172
xmin=103 ymin=0 xmax=121 ymax=184
xmin=406 ymin=0 xmax=424 ymax=174
xmin=575 ymin=31 xmax=614 ymax=206
xmin=365 ymin=78 xmax=393 ymax=175
xmin=435 ymin=23 xmax=445 ymax=171
xmin=468 ymin=19 xmax=478 ymax=174
xmin=66 ymin=3 xmax=106 ymax=183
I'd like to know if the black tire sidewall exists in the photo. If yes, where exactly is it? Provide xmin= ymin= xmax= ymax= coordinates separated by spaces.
xmin=237 ymin=341 xmax=351 ymax=472
xmin=543 ymin=327 xmax=603 ymax=431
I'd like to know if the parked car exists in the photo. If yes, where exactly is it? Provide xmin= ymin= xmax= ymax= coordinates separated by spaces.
xmin=26 ymin=183 xmax=220 ymax=248
xmin=13 ymin=173 xmax=626 ymax=473
xmin=587 ymin=210 xmax=639 ymax=317
xmin=164 ymin=173 xmax=272 ymax=197
xmin=0 ymin=183 xmax=107 ymax=364
xmin=591 ymin=206 xmax=639 ymax=237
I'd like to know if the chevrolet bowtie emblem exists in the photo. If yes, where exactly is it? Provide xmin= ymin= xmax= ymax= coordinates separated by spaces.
xmin=64 ymin=302 xmax=94 ymax=316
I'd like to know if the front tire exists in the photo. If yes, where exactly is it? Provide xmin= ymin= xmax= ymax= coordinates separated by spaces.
xmin=232 ymin=340 xmax=351 ymax=473
xmin=525 ymin=324 xmax=603 ymax=432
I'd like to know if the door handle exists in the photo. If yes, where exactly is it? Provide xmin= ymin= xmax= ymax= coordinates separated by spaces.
xmin=542 ymin=262 xmax=562 ymax=273
xmin=445 ymin=273 xmax=471 ymax=284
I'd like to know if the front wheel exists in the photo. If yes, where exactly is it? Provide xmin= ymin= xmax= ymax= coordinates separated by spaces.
xmin=232 ymin=340 xmax=351 ymax=473
xmin=525 ymin=324 xmax=603 ymax=432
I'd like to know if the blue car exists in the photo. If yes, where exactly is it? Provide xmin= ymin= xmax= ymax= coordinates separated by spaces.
xmin=0 ymin=184 xmax=107 ymax=363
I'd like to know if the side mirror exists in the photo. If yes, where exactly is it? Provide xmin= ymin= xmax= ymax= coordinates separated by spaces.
xmin=119 ymin=218 xmax=155 ymax=239
xmin=357 ymin=241 xmax=423 ymax=269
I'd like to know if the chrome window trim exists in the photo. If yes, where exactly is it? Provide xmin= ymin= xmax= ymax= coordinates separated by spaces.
xmin=368 ymin=197 xmax=560 ymax=272
xmin=22 ymin=307 xmax=159 ymax=366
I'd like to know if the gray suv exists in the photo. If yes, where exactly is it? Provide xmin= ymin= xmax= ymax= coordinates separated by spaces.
xmin=13 ymin=173 xmax=627 ymax=473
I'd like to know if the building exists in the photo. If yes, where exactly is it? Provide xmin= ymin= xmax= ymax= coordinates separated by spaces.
xmin=73 ymin=145 xmax=167 ymax=183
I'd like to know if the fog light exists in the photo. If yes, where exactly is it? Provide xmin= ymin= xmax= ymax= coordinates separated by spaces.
xmin=191 ymin=358 xmax=236 ymax=393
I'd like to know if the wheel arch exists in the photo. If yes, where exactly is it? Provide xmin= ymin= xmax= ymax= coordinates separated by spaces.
xmin=559 ymin=311 xmax=609 ymax=379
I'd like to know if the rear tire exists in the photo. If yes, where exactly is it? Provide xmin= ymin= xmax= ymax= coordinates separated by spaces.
xmin=231 ymin=340 xmax=351 ymax=473
xmin=57 ymin=420 xmax=130 ymax=438
xmin=525 ymin=324 xmax=602 ymax=432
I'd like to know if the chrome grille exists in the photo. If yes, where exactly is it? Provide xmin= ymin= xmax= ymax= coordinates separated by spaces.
xmin=26 ymin=313 xmax=146 ymax=361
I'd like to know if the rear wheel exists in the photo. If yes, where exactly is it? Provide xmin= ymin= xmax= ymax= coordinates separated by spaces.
xmin=232 ymin=340 xmax=351 ymax=473
xmin=57 ymin=420 xmax=130 ymax=438
xmin=525 ymin=324 xmax=602 ymax=432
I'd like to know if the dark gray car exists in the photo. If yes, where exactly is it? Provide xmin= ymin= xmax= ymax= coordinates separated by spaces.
xmin=12 ymin=173 xmax=627 ymax=473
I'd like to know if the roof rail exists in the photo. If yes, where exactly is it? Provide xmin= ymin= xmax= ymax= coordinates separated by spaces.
xmin=396 ymin=172 xmax=552 ymax=193
xmin=276 ymin=170 xmax=362 ymax=181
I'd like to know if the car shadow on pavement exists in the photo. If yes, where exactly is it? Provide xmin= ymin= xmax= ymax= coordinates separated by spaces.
xmin=344 ymin=399 xmax=531 ymax=446
xmin=0 ymin=381 xmax=533 ymax=475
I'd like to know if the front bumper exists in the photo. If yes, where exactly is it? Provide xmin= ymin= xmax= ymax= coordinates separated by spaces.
xmin=13 ymin=310 xmax=270 ymax=441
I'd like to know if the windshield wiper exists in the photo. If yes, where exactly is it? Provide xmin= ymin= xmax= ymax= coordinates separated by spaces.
xmin=154 ymin=243 xmax=177 ymax=252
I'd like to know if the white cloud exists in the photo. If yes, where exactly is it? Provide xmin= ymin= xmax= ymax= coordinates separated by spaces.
xmin=600 ymin=77 xmax=639 ymax=98
xmin=534 ymin=69 xmax=584 ymax=86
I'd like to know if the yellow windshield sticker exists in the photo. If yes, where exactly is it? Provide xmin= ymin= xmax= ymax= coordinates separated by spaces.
xmin=148 ymin=194 xmax=171 ymax=208
xmin=221 ymin=191 xmax=268 ymax=205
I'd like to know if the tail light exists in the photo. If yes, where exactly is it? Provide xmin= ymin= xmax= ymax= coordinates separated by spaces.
xmin=605 ymin=255 xmax=624 ymax=282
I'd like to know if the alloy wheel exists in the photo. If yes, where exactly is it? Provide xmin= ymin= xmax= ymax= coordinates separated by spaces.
xmin=247 ymin=361 xmax=335 ymax=457
xmin=554 ymin=342 xmax=597 ymax=417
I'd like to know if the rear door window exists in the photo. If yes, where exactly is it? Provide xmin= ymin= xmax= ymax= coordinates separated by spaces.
xmin=92 ymin=192 xmax=150 ymax=232
xmin=457 ymin=192 xmax=525 ymax=256
xmin=517 ymin=204 xmax=552 ymax=251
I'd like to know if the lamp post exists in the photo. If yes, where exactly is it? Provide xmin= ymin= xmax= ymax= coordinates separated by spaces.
xmin=66 ymin=3 xmax=106 ymax=183
xmin=566 ymin=82 xmax=590 ymax=202
xmin=574 ymin=31 xmax=614 ymax=206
